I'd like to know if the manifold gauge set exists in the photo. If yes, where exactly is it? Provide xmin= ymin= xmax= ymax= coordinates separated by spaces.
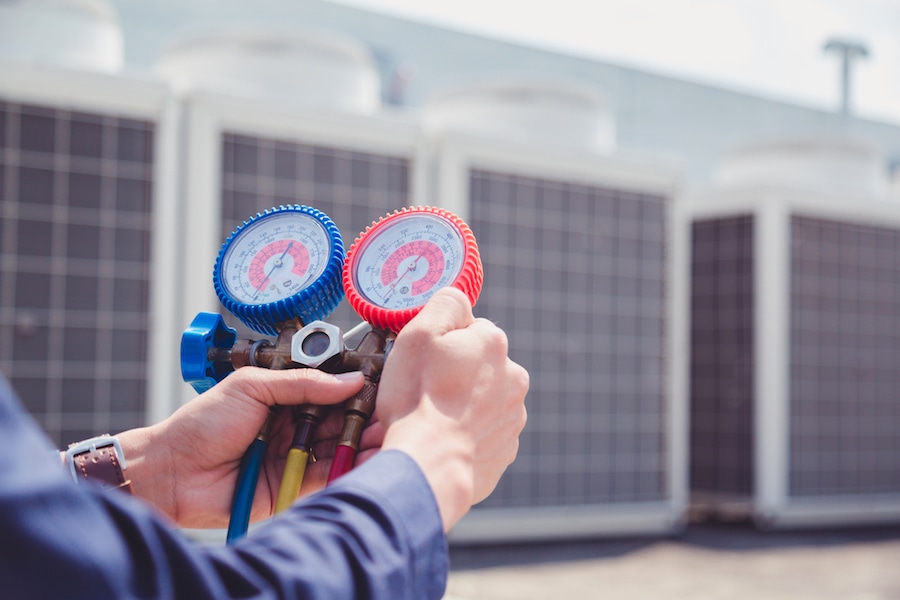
xmin=179 ymin=204 xmax=483 ymax=543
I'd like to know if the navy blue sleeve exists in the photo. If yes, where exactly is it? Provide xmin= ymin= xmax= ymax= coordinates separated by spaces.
xmin=0 ymin=375 xmax=448 ymax=600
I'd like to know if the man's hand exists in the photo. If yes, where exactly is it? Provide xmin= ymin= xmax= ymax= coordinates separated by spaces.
xmin=118 ymin=367 xmax=368 ymax=528
xmin=377 ymin=288 xmax=529 ymax=532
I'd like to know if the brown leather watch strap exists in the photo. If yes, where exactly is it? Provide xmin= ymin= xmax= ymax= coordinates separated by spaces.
xmin=65 ymin=435 xmax=134 ymax=494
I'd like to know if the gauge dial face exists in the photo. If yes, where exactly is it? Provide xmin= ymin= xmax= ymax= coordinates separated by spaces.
xmin=220 ymin=212 xmax=332 ymax=306
xmin=352 ymin=212 xmax=466 ymax=310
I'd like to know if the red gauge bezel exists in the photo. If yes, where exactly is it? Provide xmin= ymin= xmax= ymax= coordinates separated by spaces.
xmin=343 ymin=206 xmax=483 ymax=333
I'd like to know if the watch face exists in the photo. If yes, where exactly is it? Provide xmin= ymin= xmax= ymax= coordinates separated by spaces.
xmin=351 ymin=212 xmax=466 ymax=310
xmin=220 ymin=212 xmax=332 ymax=306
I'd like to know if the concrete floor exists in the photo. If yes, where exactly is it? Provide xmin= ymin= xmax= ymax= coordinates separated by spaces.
xmin=445 ymin=523 xmax=900 ymax=600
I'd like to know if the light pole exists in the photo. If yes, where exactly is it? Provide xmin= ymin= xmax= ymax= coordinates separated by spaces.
xmin=823 ymin=38 xmax=869 ymax=120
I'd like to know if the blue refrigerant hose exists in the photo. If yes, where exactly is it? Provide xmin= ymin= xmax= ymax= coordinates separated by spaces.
xmin=226 ymin=411 xmax=275 ymax=545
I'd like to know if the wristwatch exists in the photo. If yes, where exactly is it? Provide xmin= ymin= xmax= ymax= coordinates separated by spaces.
xmin=64 ymin=434 xmax=134 ymax=494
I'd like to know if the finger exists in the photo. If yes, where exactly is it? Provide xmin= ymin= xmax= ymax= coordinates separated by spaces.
xmin=360 ymin=420 xmax=385 ymax=450
xmin=229 ymin=367 xmax=365 ymax=408
xmin=404 ymin=287 xmax=474 ymax=337
xmin=462 ymin=317 xmax=510 ymax=353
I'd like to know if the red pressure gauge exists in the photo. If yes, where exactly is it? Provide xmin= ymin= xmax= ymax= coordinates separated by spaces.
xmin=343 ymin=206 xmax=483 ymax=332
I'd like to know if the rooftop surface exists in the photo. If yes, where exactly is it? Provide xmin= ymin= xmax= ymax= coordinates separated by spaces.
xmin=446 ymin=522 xmax=900 ymax=599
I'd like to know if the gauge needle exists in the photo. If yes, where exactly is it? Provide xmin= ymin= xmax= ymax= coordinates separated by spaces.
xmin=253 ymin=241 xmax=293 ymax=301
xmin=384 ymin=255 xmax=421 ymax=300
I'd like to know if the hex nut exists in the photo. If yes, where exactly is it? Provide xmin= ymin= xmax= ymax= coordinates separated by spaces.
xmin=291 ymin=320 xmax=344 ymax=368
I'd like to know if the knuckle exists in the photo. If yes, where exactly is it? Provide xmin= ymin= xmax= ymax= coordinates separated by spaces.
xmin=514 ymin=365 xmax=530 ymax=394
xmin=480 ymin=320 xmax=509 ymax=350
xmin=226 ymin=365 xmax=262 ymax=390
xmin=396 ymin=320 xmax=432 ymax=346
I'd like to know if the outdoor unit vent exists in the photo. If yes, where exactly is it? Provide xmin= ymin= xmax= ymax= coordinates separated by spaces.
xmin=423 ymin=78 xmax=615 ymax=154
xmin=689 ymin=136 xmax=900 ymax=529
xmin=0 ymin=64 xmax=176 ymax=445
xmin=0 ymin=0 xmax=123 ymax=73
xmin=430 ymin=128 xmax=684 ymax=543
xmin=156 ymin=28 xmax=381 ymax=113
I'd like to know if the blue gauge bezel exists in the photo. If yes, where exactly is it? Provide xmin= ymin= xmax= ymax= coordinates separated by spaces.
xmin=213 ymin=205 xmax=345 ymax=336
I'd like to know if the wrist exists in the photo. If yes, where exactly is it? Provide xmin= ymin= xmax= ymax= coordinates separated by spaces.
xmin=382 ymin=411 xmax=475 ymax=532
xmin=116 ymin=422 xmax=176 ymax=520
xmin=63 ymin=434 xmax=133 ymax=493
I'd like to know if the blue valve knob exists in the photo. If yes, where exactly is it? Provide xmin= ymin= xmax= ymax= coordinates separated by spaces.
xmin=181 ymin=312 xmax=237 ymax=394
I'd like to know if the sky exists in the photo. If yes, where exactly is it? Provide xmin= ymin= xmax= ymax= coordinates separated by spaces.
xmin=335 ymin=0 xmax=900 ymax=126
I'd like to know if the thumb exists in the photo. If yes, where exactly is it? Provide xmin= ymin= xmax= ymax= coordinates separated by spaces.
xmin=404 ymin=287 xmax=475 ymax=336
xmin=222 ymin=367 xmax=365 ymax=408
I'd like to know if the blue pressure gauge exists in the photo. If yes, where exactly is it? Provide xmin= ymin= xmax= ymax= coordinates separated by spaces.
xmin=213 ymin=205 xmax=345 ymax=336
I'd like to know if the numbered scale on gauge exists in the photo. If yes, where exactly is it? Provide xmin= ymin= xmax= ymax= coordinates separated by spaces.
xmin=214 ymin=205 xmax=345 ymax=336
xmin=344 ymin=206 xmax=483 ymax=332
